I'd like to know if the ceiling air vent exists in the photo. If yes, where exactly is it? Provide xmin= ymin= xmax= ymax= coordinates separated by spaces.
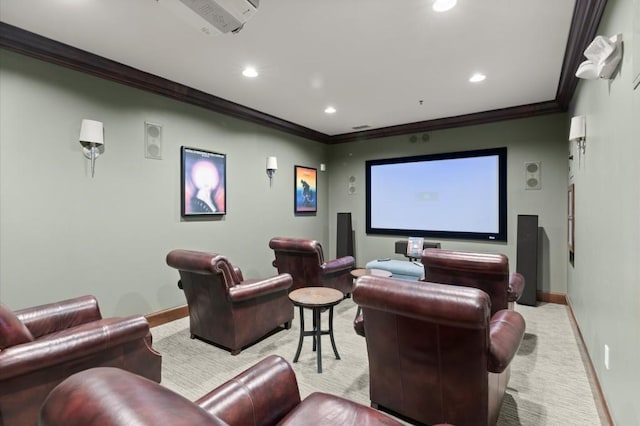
xmin=352 ymin=125 xmax=370 ymax=130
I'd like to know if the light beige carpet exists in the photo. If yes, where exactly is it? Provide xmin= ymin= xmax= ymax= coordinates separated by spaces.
xmin=152 ymin=300 xmax=604 ymax=425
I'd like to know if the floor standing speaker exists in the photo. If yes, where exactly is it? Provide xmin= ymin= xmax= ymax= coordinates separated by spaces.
xmin=336 ymin=212 xmax=354 ymax=258
xmin=516 ymin=214 xmax=538 ymax=306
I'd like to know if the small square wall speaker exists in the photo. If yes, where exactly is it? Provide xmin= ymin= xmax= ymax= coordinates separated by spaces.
xmin=347 ymin=175 xmax=357 ymax=195
xmin=524 ymin=161 xmax=541 ymax=190
xmin=145 ymin=122 xmax=163 ymax=160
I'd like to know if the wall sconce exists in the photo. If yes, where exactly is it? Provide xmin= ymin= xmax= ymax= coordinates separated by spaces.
xmin=576 ymin=34 xmax=623 ymax=80
xmin=266 ymin=156 xmax=278 ymax=187
xmin=79 ymin=119 xmax=104 ymax=178
xmin=569 ymin=115 xmax=586 ymax=164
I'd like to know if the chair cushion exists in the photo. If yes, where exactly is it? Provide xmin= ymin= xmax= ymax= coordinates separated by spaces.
xmin=0 ymin=303 xmax=34 ymax=349
xmin=278 ymin=392 xmax=403 ymax=425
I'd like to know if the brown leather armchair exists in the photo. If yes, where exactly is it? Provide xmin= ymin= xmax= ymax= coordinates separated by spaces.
xmin=421 ymin=248 xmax=525 ymax=315
xmin=166 ymin=249 xmax=294 ymax=355
xmin=40 ymin=355 xmax=406 ymax=426
xmin=269 ymin=237 xmax=355 ymax=295
xmin=0 ymin=295 xmax=161 ymax=426
xmin=353 ymin=276 xmax=525 ymax=426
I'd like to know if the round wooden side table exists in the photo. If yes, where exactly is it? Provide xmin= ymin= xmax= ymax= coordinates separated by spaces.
xmin=288 ymin=287 xmax=343 ymax=373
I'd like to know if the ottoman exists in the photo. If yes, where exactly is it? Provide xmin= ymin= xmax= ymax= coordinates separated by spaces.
xmin=364 ymin=259 xmax=424 ymax=281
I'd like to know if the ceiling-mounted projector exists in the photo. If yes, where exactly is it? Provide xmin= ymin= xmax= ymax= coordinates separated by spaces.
xmin=159 ymin=0 xmax=259 ymax=35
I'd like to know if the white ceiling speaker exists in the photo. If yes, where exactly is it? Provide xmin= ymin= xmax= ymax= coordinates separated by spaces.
xmin=145 ymin=122 xmax=163 ymax=160
xmin=524 ymin=161 xmax=541 ymax=190
xmin=348 ymin=175 xmax=356 ymax=195
xmin=576 ymin=33 xmax=623 ymax=80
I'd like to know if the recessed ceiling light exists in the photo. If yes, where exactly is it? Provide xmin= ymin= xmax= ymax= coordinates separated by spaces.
xmin=242 ymin=67 xmax=258 ymax=78
xmin=324 ymin=106 xmax=336 ymax=114
xmin=469 ymin=73 xmax=486 ymax=83
xmin=433 ymin=0 xmax=457 ymax=12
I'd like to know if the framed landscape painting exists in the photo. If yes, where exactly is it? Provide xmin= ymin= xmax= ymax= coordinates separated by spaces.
xmin=181 ymin=146 xmax=226 ymax=217
xmin=294 ymin=165 xmax=317 ymax=214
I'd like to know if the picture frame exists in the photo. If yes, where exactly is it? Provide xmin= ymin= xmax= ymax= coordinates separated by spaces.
xmin=181 ymin=146 xmax=226 ymax=217
xmin=294 ymin=165 xmax=317 ymax=214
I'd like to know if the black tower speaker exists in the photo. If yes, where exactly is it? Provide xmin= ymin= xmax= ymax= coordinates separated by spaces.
xmin=516 ymin=214 xmax=538 ymax=306
xmin=336 ymin=212 xmax=354 ymax=258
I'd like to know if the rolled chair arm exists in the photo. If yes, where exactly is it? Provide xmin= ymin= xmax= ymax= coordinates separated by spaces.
xmin=228 ymin=274 xmax=293 ymax=302
xmin=487 ymin=309 xmax=526 ymax=373
xmin=508 ymin=272 xmax=525 ymax=302
xmin=322 ymin=256 xmax=355 ymax=274
xmin=195 ymin=355 xmax=301 ymax=425
xmin=39 ymin=367 xmax=226 ymax=426
xmin=16 ymin=295 xmax=102 ymax=338
xmin=0 ymin=316 xmax=151 ymax=381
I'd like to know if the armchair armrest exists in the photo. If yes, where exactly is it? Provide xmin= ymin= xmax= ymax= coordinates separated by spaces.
xmin=16 ymin=295 xmax=102 ymax=338
xmin=322 ymin=256 xmax=355 ymax=274
xmin=508 ymin=272 xmax=525 ymax=302
xmin=487 ymin=309 xmax=526 ymax=373
xmin=195 ymin=355 xmax=301 ymax=426
xmin=40 ymin=367 xmax=226 ymax=426
xmin=0 ymin=316 xmax=151 ymax=381
xmin=228 ymin=274 xmax=293 ymax=302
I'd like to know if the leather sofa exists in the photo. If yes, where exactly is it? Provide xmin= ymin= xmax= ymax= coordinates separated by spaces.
xmin=353 ymin=276 xmax=525 ymax=426
xmin=421 ymin=248 xmax=525 ymax=315
xmin=0 ymin=295 xmax=161 ymax=426
xmin=166 ymin=249 xmax=294 ymax=355
xmin=269 ymin=237 xmax=355 ymax=295
xmin=39 ymin=355 xmax=407 ymax=426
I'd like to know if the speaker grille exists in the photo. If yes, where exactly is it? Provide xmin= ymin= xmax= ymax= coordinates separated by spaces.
xmin=524 ymin=161 xmax=541 ymax=190
xmin=145 ymin=122 xmax=163 ymax=160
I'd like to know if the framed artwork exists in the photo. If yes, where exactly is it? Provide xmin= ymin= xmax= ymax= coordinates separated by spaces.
xmin=181 ymin=146 xmax=226 ymax=216
xmin=568 ymin=184 xmax=575 ymax=254
xmin=294 ymin=165 xmax=317 ymax=214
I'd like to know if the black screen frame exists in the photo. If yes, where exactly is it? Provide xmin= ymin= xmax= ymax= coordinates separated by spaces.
xmin=365 ymin=147 xmax=507 ymax=242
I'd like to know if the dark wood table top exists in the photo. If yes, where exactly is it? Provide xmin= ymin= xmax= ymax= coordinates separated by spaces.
xmin=289 ymin=287 xmax=343 ymax=308
xmin=350 ymin=268 xmax=393 ymax=278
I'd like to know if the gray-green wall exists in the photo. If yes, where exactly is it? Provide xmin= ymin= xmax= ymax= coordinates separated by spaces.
xmin=4 ymin=6 xmax=638 ymax=419
xmin=326 ymin=115 xmax=569 ymax=296
xmin=568 ymin=0 xmax=640 ymax=424
xmin=0 ymin=50 xmax=329 ymax=315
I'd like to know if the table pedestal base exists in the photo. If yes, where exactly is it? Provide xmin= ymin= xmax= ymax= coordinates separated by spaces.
xmin=293 ymin=305 xmax=340 ymax=373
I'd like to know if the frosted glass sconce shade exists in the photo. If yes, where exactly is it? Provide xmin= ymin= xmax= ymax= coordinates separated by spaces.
xmin=266 ymin=156 xmax=278 ymax=187
xmin=79 ymin=119 xmax=104 ymax=178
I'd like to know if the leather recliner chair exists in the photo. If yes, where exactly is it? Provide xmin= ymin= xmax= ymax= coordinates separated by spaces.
xmin=353 ymin=276 xmax=525 ymax=426
xmin=166 ymin=249 xmax=294 ymax=355
xmin=421 ymin=248 xmax=525 ymax=315
xmin=39 ymin=355 xmax=408 ymax=426
xmin=269 ymin=237 xmax=355 ymax=296
xmin=0 ymin=295 xmax=161 ymax=426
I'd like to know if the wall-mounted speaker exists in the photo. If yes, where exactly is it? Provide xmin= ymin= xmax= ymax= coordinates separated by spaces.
xmin=347 ymin=175 xmax=356 ymax=195
xmin=524 ymin=161 xmax=541 ymax=190
xmin=145 ymin=122 xmax=163 ymax=160
xmin=409 ymin=133 xmax=430 ymax=144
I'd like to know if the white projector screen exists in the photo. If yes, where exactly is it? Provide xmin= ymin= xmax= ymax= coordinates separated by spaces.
xmin=366 ymin=147 xmax=507 ymax=242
